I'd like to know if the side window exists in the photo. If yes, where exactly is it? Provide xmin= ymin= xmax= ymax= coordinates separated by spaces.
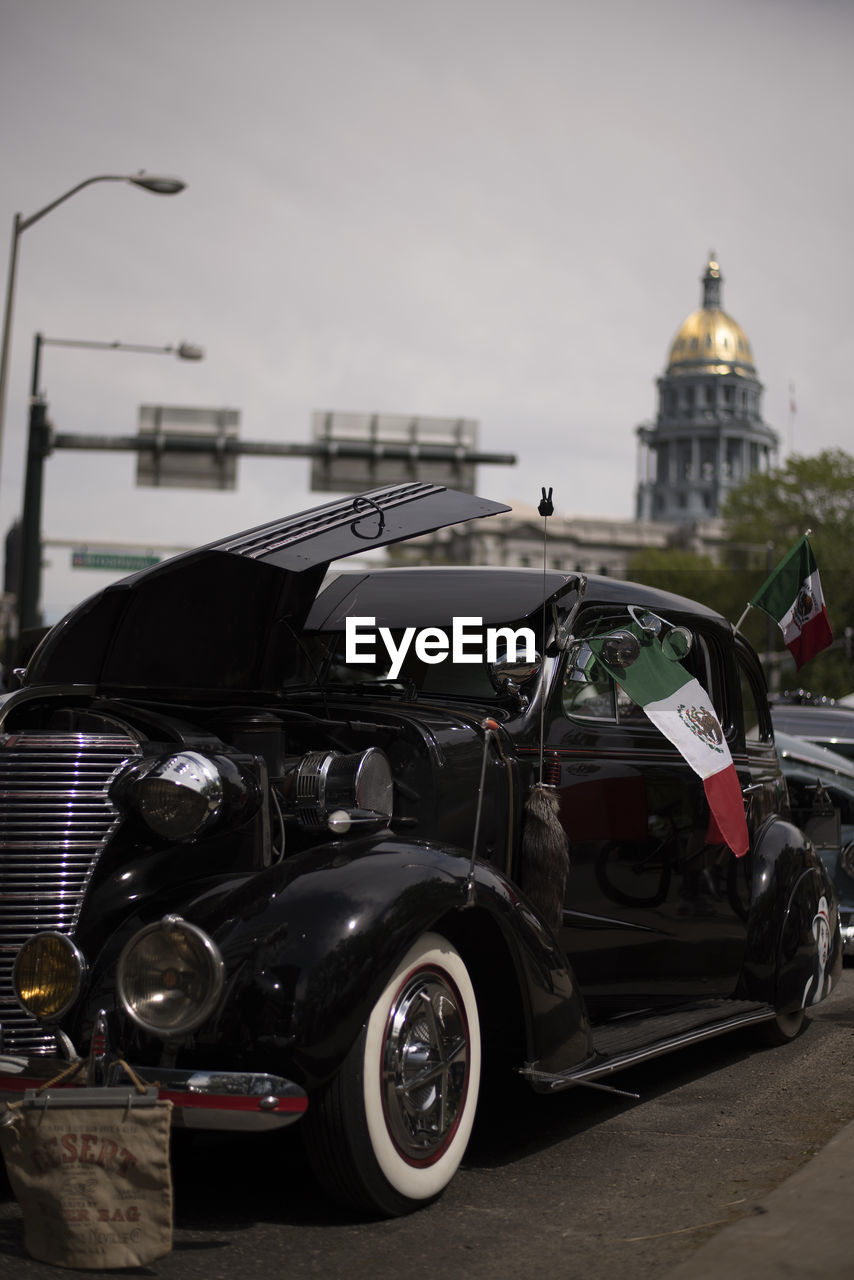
xmin=737 ymin=654 xmax=773 ymax=744
xmin=560 ymin=638 xmax=647 ymax=722
xmin=562 ymin=642 xmax=615 ymax=719
xmin=560 ymin=618 xmax=718 ymax=726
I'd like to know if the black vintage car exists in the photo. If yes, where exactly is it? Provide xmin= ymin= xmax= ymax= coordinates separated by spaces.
xmin=0 ymin=484 xmax=842 ymax=1216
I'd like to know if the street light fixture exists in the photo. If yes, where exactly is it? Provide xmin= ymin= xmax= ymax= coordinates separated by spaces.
xmin=0 ymin=171 xmax=186 ymax=493
xmin=30 ymin=335 xmax=205 ymax=399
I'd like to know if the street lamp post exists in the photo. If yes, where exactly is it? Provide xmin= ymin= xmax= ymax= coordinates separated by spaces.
xmin=17 ymin=333 xmax=204 ymax=637
xmin=29 ymin=334 xmax=204 ymax=401
xmin=0 ymin=172 xmax=186 ymax=495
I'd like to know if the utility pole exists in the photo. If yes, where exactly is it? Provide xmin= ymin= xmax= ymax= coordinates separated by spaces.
xmin=17 ymin=398 xmax=51 ymax=634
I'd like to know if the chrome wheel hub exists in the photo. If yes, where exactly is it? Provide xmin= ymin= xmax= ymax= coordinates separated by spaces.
xmin=381 ymin=968 xmax=470 ymax=1163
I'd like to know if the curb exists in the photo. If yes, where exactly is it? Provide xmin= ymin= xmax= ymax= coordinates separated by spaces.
xmin=663 ymin=1115 xmax=854 ymax=1278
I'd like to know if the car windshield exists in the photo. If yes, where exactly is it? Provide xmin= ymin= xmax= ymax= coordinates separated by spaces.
xmin=289 ymin=624 xmax=533 ymax=700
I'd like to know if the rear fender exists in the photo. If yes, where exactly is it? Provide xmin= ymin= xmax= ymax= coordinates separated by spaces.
xmin=740 ymin=817 xmax=842 ymax=1009
xmin=775 ymin=866 xmax=841 ymax=1012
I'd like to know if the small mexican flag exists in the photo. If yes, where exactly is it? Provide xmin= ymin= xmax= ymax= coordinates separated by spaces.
xmin=750 ymin=535 xmax=832 ymax=669
xmin=589 ymin=626 xmax=749 ymax=857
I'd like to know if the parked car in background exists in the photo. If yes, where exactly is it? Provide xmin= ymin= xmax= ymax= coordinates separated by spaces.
xmin=771 ymin=701 xmax=854 ymax=763
xmin=0 ymin=484 xmax=842 ymax=1216
xmin=776 ymin=730 xmax=854 ymax=956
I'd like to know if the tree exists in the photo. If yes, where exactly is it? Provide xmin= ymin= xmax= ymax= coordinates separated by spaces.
xmin=623 ymin=547 xmax=748 ymax=626
xmin=722 ymin=449 xmax=854 ymax=558
xmin=626 ymin=451 xmax=854 ymax=697
xmin=721 ymin=450 xmax=854 ymax=697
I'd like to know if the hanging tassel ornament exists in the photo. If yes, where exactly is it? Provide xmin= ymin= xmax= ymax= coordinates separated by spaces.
xmin=521 ymin=782 xmax=569 ymax=933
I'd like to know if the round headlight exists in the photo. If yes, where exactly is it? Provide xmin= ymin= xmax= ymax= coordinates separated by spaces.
xmin=14 ymin=932 xmax=86 ymax=1022
xmin=136 ymin=752 xmax=223 ymax=841
xmin=294 ymin=747 xmax=393 ymax=828
xmin=342 ymin=747 xmax=394 ymax=815
xmin=117 ymin=916 xmax=224 ymax=1037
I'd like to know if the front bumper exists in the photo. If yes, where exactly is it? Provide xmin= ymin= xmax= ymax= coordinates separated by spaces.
xmin=0 ymin=1056 xmax=307 ymax=1132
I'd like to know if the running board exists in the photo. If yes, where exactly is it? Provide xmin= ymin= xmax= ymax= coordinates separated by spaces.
xmin=520 ymin=999 xmax=776 ymax=1093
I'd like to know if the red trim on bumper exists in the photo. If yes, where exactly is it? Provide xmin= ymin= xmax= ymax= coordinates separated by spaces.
xmin=1 ymin=1075 xmax=43 ymax=1094
xmin=158 ymin=1088 xmax=307 ymax=1114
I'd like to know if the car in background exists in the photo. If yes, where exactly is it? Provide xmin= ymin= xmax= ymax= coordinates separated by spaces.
xmin=0 ymin=484 xmax=843 ymax=1216
xmin=771 ymin=701 xmax=854 ymax=763
xmin=776 ymin=730 xmax=854 ymax=956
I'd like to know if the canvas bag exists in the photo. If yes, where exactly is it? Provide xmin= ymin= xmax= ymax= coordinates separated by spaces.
xmin=0 ymin=1086 xmax=173 ymax=1270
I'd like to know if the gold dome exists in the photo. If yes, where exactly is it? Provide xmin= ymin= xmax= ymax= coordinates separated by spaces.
xmin=665 ymin=256 xmax=756 ymax=377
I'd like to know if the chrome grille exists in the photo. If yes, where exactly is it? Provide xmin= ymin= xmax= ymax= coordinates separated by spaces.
xmin=0 ymin=730 xmax=140 ymax=1054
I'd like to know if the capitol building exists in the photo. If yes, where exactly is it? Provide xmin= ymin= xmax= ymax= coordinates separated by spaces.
xmin=400 ymin=254 xmax=779 ymax=576
xmin=635 ymin=255 xmax=777 ymax=525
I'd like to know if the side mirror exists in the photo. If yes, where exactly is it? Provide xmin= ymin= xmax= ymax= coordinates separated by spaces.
xmin=598 ymin=630 xmax=640 ymax=669
xmin=662 ymin=626 xmax=693 ymax=660
xmin=488 ymin=647 xmax=542 ymax=705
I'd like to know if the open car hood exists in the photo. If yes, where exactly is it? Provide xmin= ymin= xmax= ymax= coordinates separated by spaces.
xmin=26 ymin=484 xmax=509 ymax=693
xmin=208 ymin=483 xmax=506 ymax=570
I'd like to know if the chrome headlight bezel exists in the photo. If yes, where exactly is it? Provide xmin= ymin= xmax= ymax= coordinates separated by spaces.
xmin=293 ymin=747 xmax=394 ymax=830
xmin=117 ymin=915 xmax=224 ymax=1039
xmin=13 ymin=931 xmax=87 ymax=1024
xmin=133 ymin=751 xmax=224 ymax=842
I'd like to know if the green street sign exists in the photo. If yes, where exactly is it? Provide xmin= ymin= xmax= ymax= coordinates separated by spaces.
xmin=72 ymin=549 xmax=161 ymax=572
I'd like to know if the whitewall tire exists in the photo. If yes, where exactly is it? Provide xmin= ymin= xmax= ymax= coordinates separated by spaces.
xmin=306 ymin=932 xmax=481 ymax=1216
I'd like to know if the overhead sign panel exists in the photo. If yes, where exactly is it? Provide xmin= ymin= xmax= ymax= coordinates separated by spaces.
xmin=136 ymin=405 xmax=240 ymax=490
xmin=310 ymin=412 xmax=479 ymax=494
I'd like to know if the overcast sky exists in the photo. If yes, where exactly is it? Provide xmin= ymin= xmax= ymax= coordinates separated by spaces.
xmin=1 ymin=0 xmax=852 ymax=620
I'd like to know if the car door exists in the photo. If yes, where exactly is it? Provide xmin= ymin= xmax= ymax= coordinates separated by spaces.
xmin=544 ymin=609 xmax=751 ymax=1020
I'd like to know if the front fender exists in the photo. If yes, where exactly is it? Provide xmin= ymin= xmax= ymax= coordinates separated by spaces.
xmin=740 ymin=816 xmax=842 ymax=1009
xmin=191 ymin=836 xmax=591 ymax=1089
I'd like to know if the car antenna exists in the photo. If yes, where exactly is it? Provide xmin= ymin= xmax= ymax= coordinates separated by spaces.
xmin=536 ymin=487 xmax=553 ymax=783
xmin=517 ymin=488 xmax=569 ymax=935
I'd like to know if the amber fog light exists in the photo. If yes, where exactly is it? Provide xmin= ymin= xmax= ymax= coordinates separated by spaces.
xmin=117 ymin=916 xmax=224 ymax=1037
xmin=13 ymin=932 xmax=86 ymax=1022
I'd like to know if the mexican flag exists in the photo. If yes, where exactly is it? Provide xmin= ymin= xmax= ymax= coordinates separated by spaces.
xmin=750 ymin=536 xmax=832 ymax=669
xmin=589 ymin=626 xmax=749 ymax=857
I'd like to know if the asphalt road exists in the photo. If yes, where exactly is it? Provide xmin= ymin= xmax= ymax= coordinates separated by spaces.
xmin=2 ymin=972 xmax=853 ymax=1280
